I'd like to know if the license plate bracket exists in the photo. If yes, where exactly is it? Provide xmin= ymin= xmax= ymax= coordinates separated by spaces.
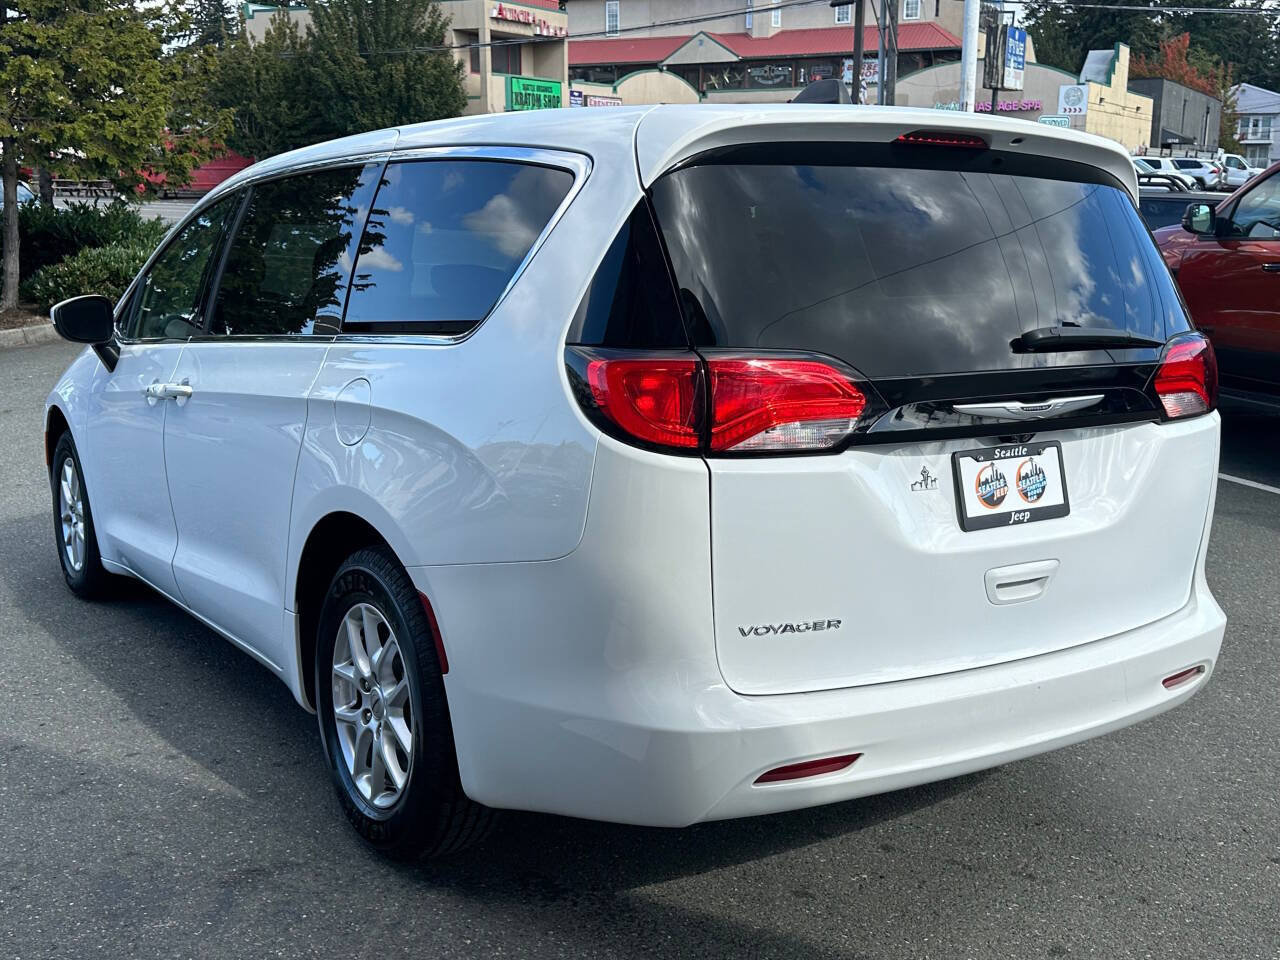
xmin=951 ymin=441 xmax=1070 ymax=532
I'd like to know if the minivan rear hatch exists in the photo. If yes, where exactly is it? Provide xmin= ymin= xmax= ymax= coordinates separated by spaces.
xmin=646 ymin=138 xmax=1218 ymax=695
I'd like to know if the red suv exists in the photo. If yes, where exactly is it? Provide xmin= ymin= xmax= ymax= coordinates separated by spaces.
xmin=1155 ymin=160 xmax=1280 ymax=403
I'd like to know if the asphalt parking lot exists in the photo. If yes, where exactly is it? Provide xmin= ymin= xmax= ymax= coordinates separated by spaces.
xmin=1 ymin=341 xmax=1277 ymax=960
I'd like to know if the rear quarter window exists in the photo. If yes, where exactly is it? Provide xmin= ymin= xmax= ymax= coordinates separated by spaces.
xmin=342 ymin=159 xmax=574 ymax=335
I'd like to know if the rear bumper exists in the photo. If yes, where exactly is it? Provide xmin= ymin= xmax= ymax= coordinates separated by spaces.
xmin=432 ymin=578 xmax=1224 ymax=827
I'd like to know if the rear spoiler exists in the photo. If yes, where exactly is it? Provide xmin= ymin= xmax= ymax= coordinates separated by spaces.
xmin=635 ymin=106 xmax=1139 ymax=197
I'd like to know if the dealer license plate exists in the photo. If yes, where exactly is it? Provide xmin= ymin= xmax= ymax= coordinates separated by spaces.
xmin=951 ymin=442 xmax=1070 ymax=531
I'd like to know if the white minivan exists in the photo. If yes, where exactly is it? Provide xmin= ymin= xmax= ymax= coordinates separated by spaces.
xmin=45 ymin=107 xmax=1226 ymax=859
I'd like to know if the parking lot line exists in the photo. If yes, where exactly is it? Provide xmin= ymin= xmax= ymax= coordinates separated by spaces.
xmin=1219 ymin=473 xmax=1280 ymax=496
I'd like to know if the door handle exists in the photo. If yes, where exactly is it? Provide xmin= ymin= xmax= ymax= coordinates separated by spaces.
xmin=1261 ymin=263 xmax=1280 ymax=273
xmin=144 ymin=381 xmax=193 ymax=406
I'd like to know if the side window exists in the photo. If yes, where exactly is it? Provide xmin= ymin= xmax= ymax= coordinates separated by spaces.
xmin=343 ymin=159 xmax=574 ymax=335
xmin=209 ymin=163 xmax=382 ymax=337
xmin=1229 ymin=176 xmax=1280 ymax=239
xmin=130 ymin=195 xmax=237 ymax=340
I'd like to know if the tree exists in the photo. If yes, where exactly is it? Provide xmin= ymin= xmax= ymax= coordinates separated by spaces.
xmin=305 ymin=0 xmax=467 ymax=139
xmin=1022 ymin=0 xmax=1165 ymax=73
xmin=211 ymin=13 xmax=321 ymax=160
xmin=0 ymin=1 xmax=172 ymax=310
xmin=211 ymin=0 xmax=467 ymax=161
xmin=187 ymin=0 xmax=237 ymax=48
xmin=1132 ymin=33 xmax=1217 ymax=95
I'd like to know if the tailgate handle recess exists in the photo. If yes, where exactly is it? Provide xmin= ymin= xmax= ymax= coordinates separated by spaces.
xmin=985 ymin=560 xmax=1059 ymax=605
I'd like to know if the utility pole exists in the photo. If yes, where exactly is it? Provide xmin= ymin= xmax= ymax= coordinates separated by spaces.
xmin=852 ymin=0 xmax=865 ymax=103
xmin=833 ymin=1 xmax=865 ymax=104
xmin=959 ymin=0 xmax=980 ymax=111
xmin=877 ymin=0 xmax=886 ymax=105
xmin=883 ymin=0 xmax=898 ymax=105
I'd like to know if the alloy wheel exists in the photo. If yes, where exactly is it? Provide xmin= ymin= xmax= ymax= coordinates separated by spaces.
xmin=331 ymin=603 xmax=414 ymax=809
xmin=58 ymin=458 xmax=86 ymax=572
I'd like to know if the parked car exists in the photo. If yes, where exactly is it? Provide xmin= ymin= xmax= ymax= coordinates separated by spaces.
xmin=44 ymin=108 xmax=1226 ymax=859
xmin=1136 ymin=156 xmax=1198 ymax=189
xmin=1138 ymin=186 xmax=1222 ymax=230
xmin=1155 ymin=159 xmax=1280 ymax=402
xmin=1170 ymin=156 xmax=1223 ymax=190
xmin=0 ymin=180 xmax=36 ymax=210
xmin=1219 ymin=153 xmax=1263 ymax=190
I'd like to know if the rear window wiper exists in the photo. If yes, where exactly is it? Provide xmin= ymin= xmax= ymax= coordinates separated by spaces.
xmin=1013 ymin=326 xmax=1165 ymax=353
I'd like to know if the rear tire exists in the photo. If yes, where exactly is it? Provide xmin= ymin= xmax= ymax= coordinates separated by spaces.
xmin=314 ymin=546 xmax=495 ymax=859
xmin=50 ymin=432 xmax=112 ymax=599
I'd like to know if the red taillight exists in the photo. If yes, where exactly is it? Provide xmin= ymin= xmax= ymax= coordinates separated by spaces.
xmin=707 ymin=357 xmax=867 ymax=452
xmin=586 ymin=355 xmax=703 ymax=449
xmin=570 ymin=349 xmax=874 ymax=454
xmin=895 ymin=130 xmax=988 ymax=149
xmin=755 ymin=753 xmax=862 ymax=784
xmin=1153 ymin=332 xmax=1217 ymax=419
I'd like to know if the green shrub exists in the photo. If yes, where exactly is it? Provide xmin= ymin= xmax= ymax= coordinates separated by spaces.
xmin=9 ymin=201 xmax=169 ymax=281
xmin=20 ymin=241 xmax=154 ymax=310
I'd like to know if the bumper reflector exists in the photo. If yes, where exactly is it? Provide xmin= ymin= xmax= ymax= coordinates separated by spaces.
xmin=1162 ymin=665 xmax=1205 ymax=689
xmin=755 ymin=753 xmax=862 ymax=784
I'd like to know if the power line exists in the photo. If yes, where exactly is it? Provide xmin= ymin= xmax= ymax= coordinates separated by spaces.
xmin=1049 ymin=2 xmax=1280 ymax=13
xmin=269 ymin=0 xmax=837 ymax=55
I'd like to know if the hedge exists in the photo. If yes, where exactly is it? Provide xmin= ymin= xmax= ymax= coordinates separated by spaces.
xmin=7 ymin=201 xmax=169 ymax=282
xmin=20 ymin=241 xmax=155 ymax=311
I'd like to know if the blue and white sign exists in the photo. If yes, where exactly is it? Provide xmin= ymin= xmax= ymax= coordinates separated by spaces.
xmin=1002 ymin=26 xmax=1027 ymax=92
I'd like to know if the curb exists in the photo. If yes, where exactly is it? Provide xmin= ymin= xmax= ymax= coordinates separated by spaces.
xmin=0 ymin=322 xmax=60 ymax=351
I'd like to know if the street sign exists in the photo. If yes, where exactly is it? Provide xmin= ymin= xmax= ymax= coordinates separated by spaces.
xmin=1003 ymin=26 xmax=1027 ymax=91
xmin=1057 ymin=84 xmax=1088 ymax=116
xmin=1038 ymin=115 xmax=1071 ymax=127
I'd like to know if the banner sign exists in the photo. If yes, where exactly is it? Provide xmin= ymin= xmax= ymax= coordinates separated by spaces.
xmin=507 ymin=76 xmax=562 ymax=111
xmin=1003 ymin=26 xmax=1027 ymax=91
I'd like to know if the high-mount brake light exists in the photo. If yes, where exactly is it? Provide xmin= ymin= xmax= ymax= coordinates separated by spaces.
xmin=895 ymin=130 xmax=988 ymax=149
xmin=1153 ymin=332 xmax=1217 ymax=419
xmin=567 ymin=349 xmax=874 ymax=455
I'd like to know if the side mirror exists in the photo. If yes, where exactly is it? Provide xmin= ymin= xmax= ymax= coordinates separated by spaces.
xmin=1182 ymin=202 xmax=1216 ymax=237
xmin=50 ymin=294 xmax=115 ymax=344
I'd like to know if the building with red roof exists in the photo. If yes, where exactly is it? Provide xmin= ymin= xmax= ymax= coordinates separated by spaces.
xmin=567 ymin=1 xmax=966 ymax=103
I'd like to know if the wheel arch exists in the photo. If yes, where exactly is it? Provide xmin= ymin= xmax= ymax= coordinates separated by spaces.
xmin=45 ymin=404 xmax=71 ymax=472
xmin=292 ymin=510 xmax=405 ymax=712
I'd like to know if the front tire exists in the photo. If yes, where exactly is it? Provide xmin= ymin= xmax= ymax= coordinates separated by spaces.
xmin=315 ymin=546 xmax=495 ymax=859
xmin=50 ymin=432 xmax=112 ymax=599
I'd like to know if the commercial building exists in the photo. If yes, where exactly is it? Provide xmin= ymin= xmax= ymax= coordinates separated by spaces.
xmin=1232 ymin=82 xmax=1280 ymax=168
xmin=566 ymin=0 xmax=963 ymax=104
xmin=242 ymin=0 xmax=569 ymax=115
xmin=1128 ymin=77 xmax=1220 ymax=152
xmin=896 ymin=58 xmax=1076 ymax=122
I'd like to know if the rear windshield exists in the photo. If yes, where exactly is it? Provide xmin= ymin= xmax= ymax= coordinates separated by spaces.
xmin=649 ymin=148 xmax=1189 ymax=378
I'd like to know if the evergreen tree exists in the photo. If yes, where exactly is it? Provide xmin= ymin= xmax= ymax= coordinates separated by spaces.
xmin=0 ymin=1 xmax=173 ymax=309
xmin=187 ymin=0 xmax=237 ymax=49
xmin=211 ymin=13 xmax=320 ymax=160
xmin=305 ymin=0 xmax=467 ymax=138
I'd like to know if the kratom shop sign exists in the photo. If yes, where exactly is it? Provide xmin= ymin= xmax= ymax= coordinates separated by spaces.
xmin=490 ymin=3 xmax=568 ymax=37
xmin=508 ymin=76 xmax=563 ymax=111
